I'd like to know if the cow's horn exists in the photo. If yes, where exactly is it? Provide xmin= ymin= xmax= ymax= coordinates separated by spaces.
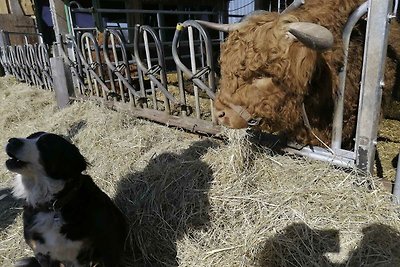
xmin=287 ymin=22 xmax=334 ymax=51
xmin=196 ymin=20 xmax=246 ymax=32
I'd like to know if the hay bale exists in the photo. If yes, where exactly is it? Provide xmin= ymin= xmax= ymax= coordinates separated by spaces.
xmin=1 ymin=77 xmax=400 ymax=266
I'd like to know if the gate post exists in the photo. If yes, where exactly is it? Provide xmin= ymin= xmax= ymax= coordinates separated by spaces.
xmin=0 ymin=30 xmax=8 ymax=76
xmin=49 ymin=0 xmax=75 ymax=108
xmin=50 ymin=55 xmax=74 ymax=108
xmin=355 ymin=0 xmax=393 ymax=174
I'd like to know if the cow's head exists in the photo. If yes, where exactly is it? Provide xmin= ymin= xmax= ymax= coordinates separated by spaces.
xmin=198 ymin=12 xmax=334 ymax=131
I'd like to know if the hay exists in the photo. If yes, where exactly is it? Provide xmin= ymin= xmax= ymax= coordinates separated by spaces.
xmin=1 ymin=77 xmax=400 ymax=266
xmin=377 ymin=119 xmax=400 ymax=180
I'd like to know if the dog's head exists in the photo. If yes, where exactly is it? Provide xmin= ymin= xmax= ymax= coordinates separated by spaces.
xmin=5 ymin=132 xmax=87 ymax=180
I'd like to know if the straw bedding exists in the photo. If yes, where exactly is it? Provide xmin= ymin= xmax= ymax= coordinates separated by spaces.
xmin=1 ymin=77 xmax=400 ymax=266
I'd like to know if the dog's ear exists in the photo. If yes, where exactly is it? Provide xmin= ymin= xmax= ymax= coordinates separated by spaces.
xmin=37 ymin=134 xmax=88 ymax=180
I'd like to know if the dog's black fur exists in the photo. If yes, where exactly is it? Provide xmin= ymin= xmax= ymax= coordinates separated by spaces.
xmin=5 ymin=132 xmax=127 ymax=267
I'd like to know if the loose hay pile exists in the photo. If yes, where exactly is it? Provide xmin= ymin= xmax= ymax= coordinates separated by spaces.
xmin=1 ymin=77 xmax=400 ymax=266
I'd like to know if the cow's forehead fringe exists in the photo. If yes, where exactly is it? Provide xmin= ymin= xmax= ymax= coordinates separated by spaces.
xmin=217 ymin=0 xmax=365 ymax=96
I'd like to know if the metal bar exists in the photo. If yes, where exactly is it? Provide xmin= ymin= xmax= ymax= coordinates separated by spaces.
xmin=102 ymin=29 xmax=142 ymax=102
xmin=282 ymin=0 xmax=305 ymax=14
xmin=156 ymin=11 xmax=165 ymax=43
xmin=83 ymin=36 xmax=100 ymax=97
xmin=81 ymin=32 xmax=105 ymax=97
xmin=177 ymin=68 xmax=188 ymax=116
xmin=172 ymin=21 xmax=216 ymax=99
xmin=1 ymin=31 xmax=43 ymax=36
xmin=7 ymin=46 xmax=22 ymax=80
xmin=188 ymin=26 xmax=201 ymax=119
xmin=71 ymin=7 xmax=218 ymax=15
xmin=284 ymin=146 xmax=355 ymax=169
xmin=109 ymin=34 xmax=125 ymax=102
xmin=393 ymin=0 xmax=399 ymax=18
xmin=218 ymin=12 xmax=225 ymax=44
xmin=143 ymin=31 xmax=158 ymax=109
xmin=355 ymin=0 xmax=393 ymax=173
xmin=63 ymin=35 xmax=111 ymax=96
xmin=133 ymin=25 xmax=178 ymax=108
xmin=332 ymin=1 xmax=368 ymax=149
xmin=92 ymin=26 xmax=177 ymax=30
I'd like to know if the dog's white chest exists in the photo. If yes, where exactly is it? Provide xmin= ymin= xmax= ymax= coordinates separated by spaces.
xmin=29 ymin=212 xmax=83 ymax=263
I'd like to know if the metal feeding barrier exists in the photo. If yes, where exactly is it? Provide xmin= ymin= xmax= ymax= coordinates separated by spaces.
xmin=0 ymin=0 xmax=397 ymax=182
xmin=0 ymin=31 xmax=53 ymax=90
xmin=55 ymin=14 xmax=221 ymax=134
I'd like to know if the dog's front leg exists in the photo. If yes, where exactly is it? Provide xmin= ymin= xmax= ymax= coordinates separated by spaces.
xmin=14 ymin=257 xmax=41 ymax=267
xmin=14 ymin=254 xmax=61 ymax=267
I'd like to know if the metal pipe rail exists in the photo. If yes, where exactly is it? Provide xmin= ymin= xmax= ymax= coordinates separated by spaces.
xmin=25 ymin=44 xmax=43 ymax=87
xmin=4 ymin=46 xmax=22 ymax=80
xmin=281 ymin=0 xmax=305 ymax=14
xmin=172 ymin=20 xmax=217 ymax=121
xmin=134 ymin=24 xmax=183 ymax=113
xmin=62 ymin=34 xmax=112 ymax=99
xmin=172 ymin=20 xmax=216 ymax=100
xmin=0 ymin=42 xmax=53 ymax=90
xmin=36 ymin=43 xmax=53 ymax=90
xmin=331 ymin=1 xmax=368 ymax=149
xmin=101 ymin=29 xmax=145 ymax=104
xmin=80 ymin=31 xmax=107 ymax=98
xmin=58 ymin=34 xmax=88 ymax=94
xmin=15 ymin=45 xmax=32 ymax=83
xmin=70 ymin=7 xmax=220 ymax=16
xmin=284 ymin=145 xmax=355 ymax=169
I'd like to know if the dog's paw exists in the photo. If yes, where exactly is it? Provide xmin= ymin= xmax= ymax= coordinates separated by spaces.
xmin=14 ymin=257 xmax=41 ymax=267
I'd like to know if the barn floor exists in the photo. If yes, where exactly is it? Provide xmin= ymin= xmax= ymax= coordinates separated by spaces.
xmin=1 ymin=76 xmax=400 ymax=266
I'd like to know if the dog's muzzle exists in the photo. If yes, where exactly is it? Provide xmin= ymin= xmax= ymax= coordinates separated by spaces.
xmin=5 ymin=138 xmax=27 ymax=170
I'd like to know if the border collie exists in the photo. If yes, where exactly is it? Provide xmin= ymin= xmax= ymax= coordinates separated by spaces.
xmin=5 ymin=132 xmax=127 ymax=267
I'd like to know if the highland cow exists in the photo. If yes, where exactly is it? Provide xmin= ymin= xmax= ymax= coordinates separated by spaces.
xmin=198 ymin=0 xmax=400 ymax=148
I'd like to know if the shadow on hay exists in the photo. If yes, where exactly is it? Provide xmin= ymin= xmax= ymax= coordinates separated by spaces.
xmin=0 ymin=187 xmax=22 ymax=232
xmin=114 ymin=139 xmax=219 ymax=266
xmin=66 ymin=120 xmax=87 ymax=139
xmin=257 ymin=223 xmax=400 ymax=267
xmin=346 ymin=223 xmax=400 ymax=266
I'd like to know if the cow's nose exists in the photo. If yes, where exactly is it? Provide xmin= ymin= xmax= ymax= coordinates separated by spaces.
xmin=217 ymin=111 xmax=225 ymax=118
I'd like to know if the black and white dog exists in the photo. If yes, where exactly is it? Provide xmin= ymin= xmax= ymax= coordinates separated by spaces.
xmin=5 ymin=132 xmax=127 ymax=267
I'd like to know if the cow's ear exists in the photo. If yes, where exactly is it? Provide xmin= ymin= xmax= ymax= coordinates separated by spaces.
xmin=287 ymin=22 xmax=334 ymax=51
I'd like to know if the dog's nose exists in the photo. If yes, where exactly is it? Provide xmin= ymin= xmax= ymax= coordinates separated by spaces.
xmin=7 ymin=138 xmax=23 ymax=152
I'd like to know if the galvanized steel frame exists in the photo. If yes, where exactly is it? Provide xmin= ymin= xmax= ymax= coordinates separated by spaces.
xmin=355 ymin=0 xmax=393 ymax=174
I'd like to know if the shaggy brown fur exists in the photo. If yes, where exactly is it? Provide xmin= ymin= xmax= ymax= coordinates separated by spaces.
xmin=216 ymin=0 xmax=400 ymax=148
